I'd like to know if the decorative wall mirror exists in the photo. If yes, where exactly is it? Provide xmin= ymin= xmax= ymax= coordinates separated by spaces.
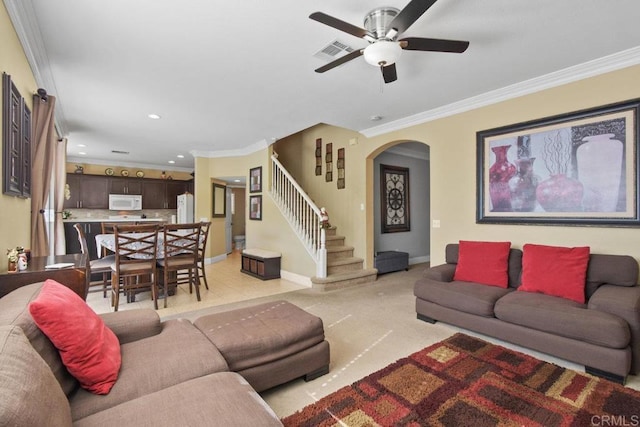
xmin=212 ymin=183 xmax=226 ymax=218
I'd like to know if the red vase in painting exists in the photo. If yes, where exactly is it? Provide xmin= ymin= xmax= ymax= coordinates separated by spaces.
xmin=536 ymin=174 xmax=584 ymax=212
xmin=489 ymin=145 xmax=516 ymax=212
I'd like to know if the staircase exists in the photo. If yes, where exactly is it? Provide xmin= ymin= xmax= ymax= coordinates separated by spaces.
xmin=310 ymin=226 xmax=377 ymax=291
xmin=271 ymin=153 xmax=377 ymax=290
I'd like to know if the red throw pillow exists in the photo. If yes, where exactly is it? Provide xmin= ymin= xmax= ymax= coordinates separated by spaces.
xmin=519 ymin=244 xmax=590 ymax=303
xmin=453 ymin=240 xmax=511 ymax=288
xmin=28 ymin=279 xmax=121 ymax=394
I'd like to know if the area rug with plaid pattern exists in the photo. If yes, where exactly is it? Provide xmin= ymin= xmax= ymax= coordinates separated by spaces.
xmin=282 ymin=333 xmax=640 ymax=426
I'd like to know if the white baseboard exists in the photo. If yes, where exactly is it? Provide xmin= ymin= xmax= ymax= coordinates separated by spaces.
xmin=280 ymin=270 xmax=313 ymax=287
xmin=207 ymin=254 xmax=228 ymax=265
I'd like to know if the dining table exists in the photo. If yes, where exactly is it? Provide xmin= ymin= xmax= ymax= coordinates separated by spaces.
xmin=95 ymin=229 xmax=202 ymax=260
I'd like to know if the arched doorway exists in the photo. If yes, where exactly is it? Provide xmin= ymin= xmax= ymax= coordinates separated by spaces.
xmin=370 ymin=141 xmax=430 ymax=267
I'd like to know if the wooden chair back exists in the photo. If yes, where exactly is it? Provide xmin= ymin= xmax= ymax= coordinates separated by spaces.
xmin=157 ymin=222 xmax=202 ymax=308
xmin=113 ymin=223 xmax=160 ymax=265
xmin=162 ymin=223 xmax=202 ymax=261
xmin=111 ymin=224 xmax=160 ymax=310
xmin=73 ymin=223 xmax=90 ymax=256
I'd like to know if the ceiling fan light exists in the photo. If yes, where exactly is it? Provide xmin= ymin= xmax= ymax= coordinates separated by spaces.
xmin=363 ymin=41 xmax=402 ymax=67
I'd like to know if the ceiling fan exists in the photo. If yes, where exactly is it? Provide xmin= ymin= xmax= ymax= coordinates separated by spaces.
xmin=310 ymin=0 xmax=469 ymax=83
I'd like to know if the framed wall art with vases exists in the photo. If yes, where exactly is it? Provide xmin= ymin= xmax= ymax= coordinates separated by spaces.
xmin=476 ymin=98 xmax=640 ymax=226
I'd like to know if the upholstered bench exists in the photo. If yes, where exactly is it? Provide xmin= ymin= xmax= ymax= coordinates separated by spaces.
xmin=374 ymin=251 xmax=409 ymax=274
xmin=194 ymin=300 xmax=330 ymax=392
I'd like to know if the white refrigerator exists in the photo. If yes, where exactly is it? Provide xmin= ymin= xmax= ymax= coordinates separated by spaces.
xmin=176 ymin=193 xmax=194 ymax=223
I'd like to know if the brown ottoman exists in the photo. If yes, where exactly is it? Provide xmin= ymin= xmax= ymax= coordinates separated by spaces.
xmin=193 ymin=300 xmax=330 ymax=392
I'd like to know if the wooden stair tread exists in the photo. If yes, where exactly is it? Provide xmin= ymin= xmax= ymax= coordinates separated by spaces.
xmin=311 ymin=268 xmax=378 ymax=284
xmin=327 ymin=257 xmax=363 ymax=267
xmin=326 ymin=245 xmax=354 ymax=253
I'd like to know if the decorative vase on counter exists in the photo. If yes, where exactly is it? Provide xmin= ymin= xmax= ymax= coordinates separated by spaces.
xmin=17 ymin=253 xmax=28 ymax=271
xmin=577 ymin=133 xmax=623 ymax=212
xmin=509 ymin=157 xmax=539 ymax=212
xmin=489 ymin=144 xmax=516 ymax=212
xmin=536 ymin=173 xmax=584 ymax=212
xmin=7 ymin=260 xmax=17 ymax=273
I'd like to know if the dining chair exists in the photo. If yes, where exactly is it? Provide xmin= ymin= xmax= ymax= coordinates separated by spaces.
xmin=73 ymin=223 xmax=113 ymax=298
xmin=157 ymin=222 xmax=202 ymax=308
xmin=197 ymin=221 xmax=211 ymax=290
xmin=175 ymin=221 xmax=210 ymax=290
xmin=110 ymin=223 xmax=160 ymax=311
xmin=101 ymin=221 xmax=136 ymax=257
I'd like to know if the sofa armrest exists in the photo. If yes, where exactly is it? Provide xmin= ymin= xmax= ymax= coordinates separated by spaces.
xmin=423 ymin=264 xmax=456 ymax=282
xmin=589 ymin=285 xmax=640 ymax=374
xmin=100 ymin=309 xmax=162 ymax=344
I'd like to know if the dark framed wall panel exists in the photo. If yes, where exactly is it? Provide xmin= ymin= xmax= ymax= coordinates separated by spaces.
xmin=380 ymin=164 xmax=411 ymax=233
xmin=2 ymin=73 xmax=31 ymax=198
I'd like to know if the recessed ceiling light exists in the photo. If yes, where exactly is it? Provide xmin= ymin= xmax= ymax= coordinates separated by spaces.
xmin=177 ymin=154 xmax=184 ymax=158
xmin=370 ymin=115 xmax=383 ymax=121
xmin=148 ymin=114 xmax=161 ymax=119
xmin=78 ymin=152 xmax=86 ymax=155
xmin=77 ymin=144 xmax=86 ymax=148
xmin=234 ymin=179 xmax=241 ymax=183
xmin=168 ymin=160 xmax=175 ymax=164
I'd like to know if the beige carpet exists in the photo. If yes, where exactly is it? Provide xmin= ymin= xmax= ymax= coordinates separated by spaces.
xmin=163 ymin=264 xmax=640 ymax=419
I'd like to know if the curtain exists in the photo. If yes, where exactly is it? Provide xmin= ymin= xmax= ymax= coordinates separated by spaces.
xmin=53 ymin=138 xmax=67 ymax=255
xmin=30 ymin=94 xmax=56 ymax=257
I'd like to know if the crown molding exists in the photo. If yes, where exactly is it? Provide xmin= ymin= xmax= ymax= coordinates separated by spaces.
xmin=192 ymin=138 xmax=270 ymax=159
xmin=4 ymin=0 xmax=69 ymax=137
xmin=360 ymin=46 xmax=640 ymax=138
xmin=66 ymin=156 xmax=194 ymax=173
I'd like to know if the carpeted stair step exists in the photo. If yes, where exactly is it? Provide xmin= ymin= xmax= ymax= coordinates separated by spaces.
xmin=310 ymin=268 xmax=378 ymax=291
xmin=324 ymin=226 xmax=337 ymax=237
xmin=325 ymin=235 xmax=345 ymax=247
xmin=327 ymin=257 xmax=364 ymax=275
xmin=326 ymin=245 xmax=354 ymax=261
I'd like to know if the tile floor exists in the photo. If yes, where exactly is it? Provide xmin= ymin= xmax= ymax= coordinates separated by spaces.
xmin=86 ymin=250 xmax=307 ymax=316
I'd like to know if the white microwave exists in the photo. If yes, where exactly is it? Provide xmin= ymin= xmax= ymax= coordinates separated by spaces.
xmin=109 ymin=194 xmax=142 ymax=210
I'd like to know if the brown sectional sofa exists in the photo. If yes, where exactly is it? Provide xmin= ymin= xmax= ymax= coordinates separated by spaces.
xmin=0 ymin=282 xmax=330 ymax=426
xmin=414 ymin=243 xmax=640 ymax=383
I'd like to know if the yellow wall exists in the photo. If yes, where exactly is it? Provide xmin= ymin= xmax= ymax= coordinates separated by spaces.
xmin=274 ymin=125 xmax=369 ymax=262
xmin=271 ymin=65 xmax=640 ymax=274
xmin=195 ymin=148 xmax=316 ymax=275
xmin=367 ymin=65 xmax=640 ymax=265
xmin=5 ymin=0 xmax=639 ymax=277
xmin=0 ymin=3 xmax=37 ymax=271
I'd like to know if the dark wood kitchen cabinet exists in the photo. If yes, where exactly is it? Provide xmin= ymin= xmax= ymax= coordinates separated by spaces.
xmin=109 ymin=177 xmax=142 ymax=195
xmin=166 ymin=181 xmax=188 ymax=209
xmin=64 ymin=174 xmax=191 ymax=210
xmin=142 ymin=179 xmax=191 ymax=209
xmin=64 ymin=174 xmax=109 ymax=209
xmin=142 ymin=181 xmax=166 ymax=209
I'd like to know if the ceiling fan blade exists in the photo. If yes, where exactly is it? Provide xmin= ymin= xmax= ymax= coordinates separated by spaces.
xmin=309 ymin=12 xmax=371 ymax=39
xmin=388 ymin=0 xmax=438 ymax=35
xmin=400 ymin=37 xmax=469 ymax=53
xmin=315 ymin=49 xmax=363 ymax=73
xmin=381 ymin=64 xmax=398 ymax=83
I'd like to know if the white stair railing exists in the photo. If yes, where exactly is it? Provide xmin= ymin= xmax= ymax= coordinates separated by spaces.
xmin=270 ymin=153 xmax=327 ymax=278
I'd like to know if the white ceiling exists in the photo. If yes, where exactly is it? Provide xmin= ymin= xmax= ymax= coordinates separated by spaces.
xmin=6 ymin=0 xmax=640 ymax=172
